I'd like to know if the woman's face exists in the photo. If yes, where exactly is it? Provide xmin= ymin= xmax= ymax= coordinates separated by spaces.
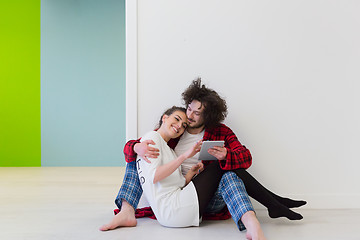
xmin=162 ymin=111 xmax=188 ymax=139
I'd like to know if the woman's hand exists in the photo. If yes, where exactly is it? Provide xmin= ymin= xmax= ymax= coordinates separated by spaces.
xmin=183 ymin=140 xmax=202 ymax=159
xmin=134 ymin=140 xmax=160 ymax=163
xmin=189 ymin=162 xmax=204 ymax=175
xmin=154 ymin=141 xmax=201 ymax=184
xmin=184 ymin=162 xmax=204 ymax=186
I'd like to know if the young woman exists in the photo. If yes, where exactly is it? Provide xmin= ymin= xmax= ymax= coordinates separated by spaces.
xmin=136 ymin=106 xmax=225 ymax=227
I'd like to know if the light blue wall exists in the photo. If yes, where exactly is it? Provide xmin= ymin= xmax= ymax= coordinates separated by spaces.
xmin=41 ymin=0 xmax=126 ymax=166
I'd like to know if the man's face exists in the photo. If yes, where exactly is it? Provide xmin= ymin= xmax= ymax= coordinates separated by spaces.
xmin=186 ymin=100 xmax=205 ymax=129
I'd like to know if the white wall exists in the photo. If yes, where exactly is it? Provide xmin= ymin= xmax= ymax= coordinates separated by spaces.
xmin=133 ymin=0 xmax=360 ymax=208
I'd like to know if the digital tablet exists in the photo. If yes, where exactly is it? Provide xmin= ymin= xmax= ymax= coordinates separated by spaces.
xmin=198 ymin=140 xmax=225 ymax=160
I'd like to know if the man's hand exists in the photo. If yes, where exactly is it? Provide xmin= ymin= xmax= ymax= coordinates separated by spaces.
xmin=208 ymin=146 xmax=227 ymax=160
xmin=134 ymin=140 xmax=159 ymax=163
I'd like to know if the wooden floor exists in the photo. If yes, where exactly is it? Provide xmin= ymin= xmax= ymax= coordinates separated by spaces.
xmin=1 ymin=167 xmax=359 ymax=240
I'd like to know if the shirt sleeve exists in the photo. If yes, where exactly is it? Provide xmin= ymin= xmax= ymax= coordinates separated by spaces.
xmin=139 ymin=132 xmax=163 ymax=182
xmin=123 ymin=138 xmax=141 ymax=163
xmin=219 ymin=127 xmax=252 ymax=170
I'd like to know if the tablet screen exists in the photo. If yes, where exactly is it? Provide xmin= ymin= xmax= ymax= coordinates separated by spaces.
xmin=198 ymin=141 xmax=225 ymax=160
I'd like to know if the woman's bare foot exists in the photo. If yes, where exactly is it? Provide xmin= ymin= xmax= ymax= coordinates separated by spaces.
xmin=241 ymin=211 xmax=267 ymax=240
xmin=99 ymin=201 xmax=137 ymax=231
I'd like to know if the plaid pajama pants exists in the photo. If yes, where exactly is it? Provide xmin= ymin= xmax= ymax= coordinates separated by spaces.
xmin=115 ymin=161 xmax=254 ymax=231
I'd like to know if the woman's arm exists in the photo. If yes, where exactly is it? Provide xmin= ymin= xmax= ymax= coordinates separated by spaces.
xmin=153 ymin=141 xmax=202 ymax=184
xmin=184 ymin=162 xmax=204 ymax=186
xmin=153 ymin=154 xmax=187 ymax=183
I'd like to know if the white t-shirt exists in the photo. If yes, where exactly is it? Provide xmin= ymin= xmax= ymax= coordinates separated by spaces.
xmin=137 ymin=131 xmax=199 ymax=227
xmin=174 ymin=130 xmax=205 ymax=176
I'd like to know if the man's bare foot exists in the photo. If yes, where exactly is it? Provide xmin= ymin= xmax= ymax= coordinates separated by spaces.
xmin=99 ymin=201 xmax=137 ymax=231
xmin=241 ymin=211 xmax=267 ymax=240
xmin=245 ymin=226 xmax=266 ymax=240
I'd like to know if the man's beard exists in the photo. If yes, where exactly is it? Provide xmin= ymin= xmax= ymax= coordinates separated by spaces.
xmin=187 ymin=121 xmax=205 ymax=130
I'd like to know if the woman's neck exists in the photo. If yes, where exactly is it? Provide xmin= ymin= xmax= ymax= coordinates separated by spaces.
xmin=156 ymin=129 xmax=170 ymax=142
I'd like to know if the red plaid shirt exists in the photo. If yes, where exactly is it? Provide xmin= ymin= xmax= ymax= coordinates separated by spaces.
xmin=123 ymin=123 xmax=252 ymax=170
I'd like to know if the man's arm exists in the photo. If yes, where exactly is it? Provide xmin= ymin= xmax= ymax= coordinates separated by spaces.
xmin=204 ymin=124 xmax=252 ymax=170
xmin=221 ymin=127 xmax=252 ymax=170
xmin=123 ymin=139 xmax=141 ymax=163
xmin=123 ymin=139 xmax=160 ymax=163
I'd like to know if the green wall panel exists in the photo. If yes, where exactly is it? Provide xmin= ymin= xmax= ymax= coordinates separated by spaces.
xmin=0 ymin=1 xmax=41 ymax=166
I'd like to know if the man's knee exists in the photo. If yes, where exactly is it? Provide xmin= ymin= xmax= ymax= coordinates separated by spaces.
xmin=221 ymin=171 xmax=245 ymax=185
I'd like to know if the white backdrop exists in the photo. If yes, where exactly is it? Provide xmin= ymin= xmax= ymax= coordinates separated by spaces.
xmin=128 ymin=0 xmax=360 ymax=209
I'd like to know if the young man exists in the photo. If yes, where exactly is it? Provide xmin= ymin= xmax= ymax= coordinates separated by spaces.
xmin=101 ymin=79 xmax=305 ymax=240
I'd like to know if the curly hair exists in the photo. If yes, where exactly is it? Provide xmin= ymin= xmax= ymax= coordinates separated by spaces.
xmin=181 ymin=78 xmax=227 ymax=128
xmin=157 ymin=106 xmax=187 ymax=129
